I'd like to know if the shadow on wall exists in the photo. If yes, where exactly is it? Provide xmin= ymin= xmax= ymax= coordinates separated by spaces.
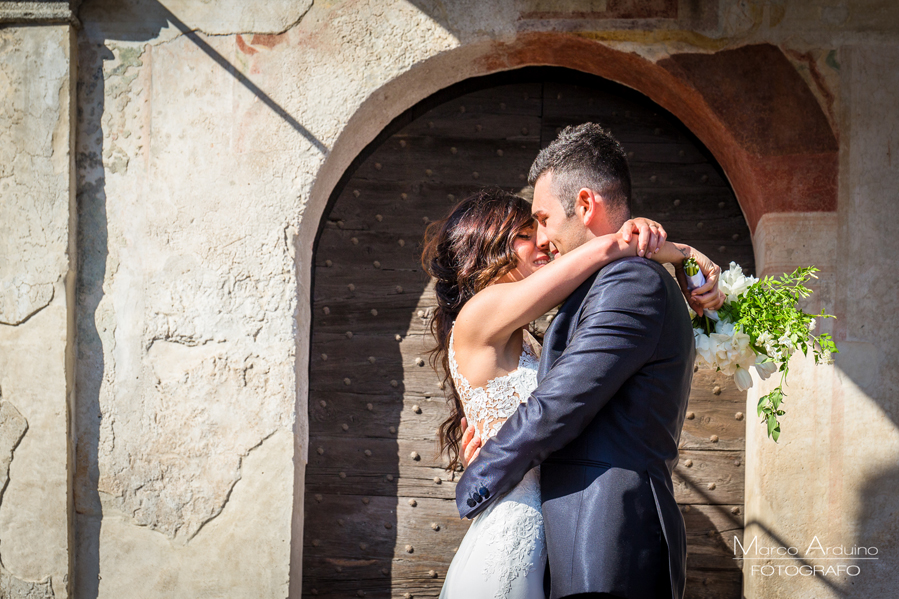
xmin=74 ymin=34 xmax=112 ymax=599
xmin=855 ymin=466 xmax=899 ymax=592
xmin=79 ymin=0 xmax=326 ymax=150
xmin=837 ymin=344 xmax=898 ymax=596
xmin=73 ymin=1 xmax=325 ymax=596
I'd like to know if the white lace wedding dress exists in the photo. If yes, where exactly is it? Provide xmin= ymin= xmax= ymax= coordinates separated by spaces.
xmin=440 ymin=324 xmax=546 ymax=599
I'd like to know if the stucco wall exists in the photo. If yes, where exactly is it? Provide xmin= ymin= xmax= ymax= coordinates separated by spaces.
xmin=746 ymin=43 xmax=899 ymax=598
xmin=72 ymin=0 xmax=460 ymax=596
xmin=0 ymin=23 xmax=74 ymax=599
xmin=1 ymin=0 xmax=898 ymax=597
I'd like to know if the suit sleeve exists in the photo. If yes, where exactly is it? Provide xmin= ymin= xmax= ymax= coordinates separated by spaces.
xmin=455 ymin=259 xmax=668 ymax=519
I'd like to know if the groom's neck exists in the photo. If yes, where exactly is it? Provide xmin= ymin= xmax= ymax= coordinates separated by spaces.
xmin=586 ymin=220 xmax=617 ymax=239
xmin=587 ymin=208 xmax=629 ymax=239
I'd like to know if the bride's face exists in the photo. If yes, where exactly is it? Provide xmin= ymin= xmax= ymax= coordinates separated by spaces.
xmin=498 ymin=222 xmax=552 ymax=283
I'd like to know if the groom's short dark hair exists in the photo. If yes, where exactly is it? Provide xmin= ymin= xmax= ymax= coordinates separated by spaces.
xmin=528 ymin=123 xmax=632 ymax=224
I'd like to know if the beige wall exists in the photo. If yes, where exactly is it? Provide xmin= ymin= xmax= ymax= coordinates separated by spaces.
xmin=0 ymin=22 xmax=75 ymax=599
xmin=746 ymin=43 xmax=899 ymax=598
xmin=1 ymin=1 xmax=898 ymax=597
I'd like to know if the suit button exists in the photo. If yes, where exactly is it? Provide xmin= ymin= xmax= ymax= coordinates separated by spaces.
xmin=479 ymin=486 xmax=490 ymax=499
xmin=467 ymin=498 xmax=476 ymax=508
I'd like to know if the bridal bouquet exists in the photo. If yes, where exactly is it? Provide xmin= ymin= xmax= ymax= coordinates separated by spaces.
xmin=684 ymin=259 xmax=837 ymax=442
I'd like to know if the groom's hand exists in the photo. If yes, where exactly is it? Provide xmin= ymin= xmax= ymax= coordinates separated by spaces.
xmin=460 ymin=417 xmax=481 ymax=468
xmin=618 ymin=217 xmax=667 ymax=259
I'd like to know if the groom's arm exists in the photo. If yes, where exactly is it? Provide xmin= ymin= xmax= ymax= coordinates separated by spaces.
xmin=455 ymin=258 xmax=668 ymax=519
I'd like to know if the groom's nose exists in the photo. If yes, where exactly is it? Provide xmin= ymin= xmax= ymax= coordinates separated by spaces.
xmin=536 ymin=226 xmax=550 ymax=251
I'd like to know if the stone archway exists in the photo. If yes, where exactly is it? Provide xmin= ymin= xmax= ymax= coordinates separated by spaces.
xmin=304 ymin=36 xmax=838 ymax=247
xmin=303 ymin=67 xmax=754 ymax=598
xmin=296 ymin=35 xmax=838 ymax=598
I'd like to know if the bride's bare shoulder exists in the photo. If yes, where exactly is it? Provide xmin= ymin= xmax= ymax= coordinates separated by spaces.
xmin=452 ymin=288 xmax=500 ymax=343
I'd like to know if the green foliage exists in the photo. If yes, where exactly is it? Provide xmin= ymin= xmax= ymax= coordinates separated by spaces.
xmin=740 ymin=267 xmax=837 ymax=441
xmin=693 ymin=267 xmax=838 ymax=443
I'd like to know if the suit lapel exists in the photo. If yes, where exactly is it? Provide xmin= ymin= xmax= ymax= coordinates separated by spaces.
xmin=538 ymin=314 xmax=562 ymax=382
xmin=538 ymin=272 xmax=599 ymax=381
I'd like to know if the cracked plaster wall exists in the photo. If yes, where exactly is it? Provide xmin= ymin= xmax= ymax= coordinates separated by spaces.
xmin=0 ymin=25 xmax=69 ymax=325
xmin=0 ymin=22 xmax=74 ymax=599
xmin=73 ymin=0 xmax=457 ymax=595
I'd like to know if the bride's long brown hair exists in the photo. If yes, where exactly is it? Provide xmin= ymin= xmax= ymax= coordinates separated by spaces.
xmin=420 ymin=188 xmax=535 ymax=471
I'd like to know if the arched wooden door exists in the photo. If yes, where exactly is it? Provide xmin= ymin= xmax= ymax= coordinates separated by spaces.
xmin=305 ymin=68 xmax=751 ymax=598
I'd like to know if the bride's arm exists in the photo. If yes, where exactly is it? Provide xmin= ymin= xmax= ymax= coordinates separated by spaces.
xmin=456 ymin=231 xmax=640 ymax=346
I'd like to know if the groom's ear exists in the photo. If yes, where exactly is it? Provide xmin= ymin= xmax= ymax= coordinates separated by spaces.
xmin=577 ymin=188 xmax=598 ymax=226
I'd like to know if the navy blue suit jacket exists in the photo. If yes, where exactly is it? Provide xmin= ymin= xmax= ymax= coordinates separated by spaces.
xmin=454 ymin=257 xmax=694 ymax=599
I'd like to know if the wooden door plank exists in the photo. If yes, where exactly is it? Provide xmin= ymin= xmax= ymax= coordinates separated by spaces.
xmin=674 ymin=449 xmax=745 ymax=505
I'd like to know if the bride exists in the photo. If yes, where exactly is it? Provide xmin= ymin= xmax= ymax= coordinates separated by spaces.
xmin=420 ymin=188 xmax=721 ymax=599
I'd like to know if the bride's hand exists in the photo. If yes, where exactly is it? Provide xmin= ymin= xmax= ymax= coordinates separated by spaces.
xmin=618 ymin=217 xmax=667 ymax=259
xmin=460 ymin=417 xmax=481 ymax=468
xmin=674 ymin=247 xmax=725 ymax=316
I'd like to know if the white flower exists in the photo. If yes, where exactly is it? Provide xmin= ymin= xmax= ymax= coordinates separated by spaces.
xmin=694 ymin=329 xmax=717 ymax=368
xmin=700 ymin=317 xmax=754 ymax=377
xmin=715 ymin=319 xmax=735 ymax=336
xmin=754 ymin=331 xmax=778 ymax=357
xmin=732 ymin=329 xmax=752 ymax=351
xmin=777 ymin=334 xmax=796 ymax=358
xmin=734 ymin=366 xmax=754 ymax=391
xmin=694 ymin=317 xmax=762 ymax=390
xmin=808 ymin=319 xmax=817 ymax=331
xmin=754 ymin=356 xmax=777 ymax=380
xmin=718 ymin=262 xmax=759 ymax=303
xmin=711 ymin=333 xmax=733 ymax=365
xmin=732 ymin=343 xmax=757 ymax=374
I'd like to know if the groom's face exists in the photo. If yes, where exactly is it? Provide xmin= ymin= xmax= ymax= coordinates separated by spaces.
xmin=531 ymin=171 xmax=590 ymax=257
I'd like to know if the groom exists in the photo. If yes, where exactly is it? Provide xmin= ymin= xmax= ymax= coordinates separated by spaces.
xmin=455 ymin=123 xmax=721 ymax=599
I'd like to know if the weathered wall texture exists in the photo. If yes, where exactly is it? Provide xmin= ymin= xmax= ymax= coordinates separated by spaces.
xmin=73 ymin=0 xmax=458 ymax=596
xmin=747 ymin=42 xmax=899 ymax=599
xmin=67 ymin=0 xmax=899 ymax=596
xmin=0 ymin=22 xmax=74 ymax=599
xmin=0 ymin=0 xmax=896 ymax=597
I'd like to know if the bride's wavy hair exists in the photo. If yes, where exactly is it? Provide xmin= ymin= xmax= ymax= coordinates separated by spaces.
xmin=421 ymin=188 xmax=535 ymax=471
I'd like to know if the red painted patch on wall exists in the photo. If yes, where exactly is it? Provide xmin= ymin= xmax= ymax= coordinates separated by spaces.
xmin=236 ymin=34 xmax=258 ymax=55
xmin=659 ymin=44 xmax=838 ymax=156
xmin=251 ymin=34 xmax=286 ymax=49
xmin=784 ymin=48 xmax=837 ymax=132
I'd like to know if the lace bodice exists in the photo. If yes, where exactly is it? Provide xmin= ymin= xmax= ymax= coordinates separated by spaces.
xmin=441 ymin=323 xmax=545 ymax=599
xmin=448 ymin=323 xmax=540 ymax=440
